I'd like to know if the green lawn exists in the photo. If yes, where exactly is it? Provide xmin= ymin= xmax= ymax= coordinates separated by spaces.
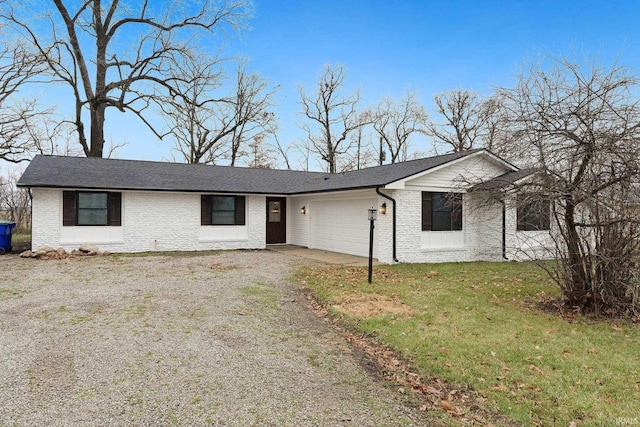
xmin=297 ymin=261 xmax=639 ymax=426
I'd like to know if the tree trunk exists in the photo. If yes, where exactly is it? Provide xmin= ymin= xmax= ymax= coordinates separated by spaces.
xmin=89 ymin=102 xmax=105 ymax=158
xmin=90 ymin=4 xmax=107 ymax=158
xmin=327 ymin=140 xmax=336 ymax=173
xmin=563 ymin=199 xmax=592 ymax=309
xmin=328 ymin=153 xmax=336 ymax=173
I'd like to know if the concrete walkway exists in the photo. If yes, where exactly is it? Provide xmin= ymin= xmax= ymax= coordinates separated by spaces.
xmin=268 ymin=245 xmax=379 ymax=266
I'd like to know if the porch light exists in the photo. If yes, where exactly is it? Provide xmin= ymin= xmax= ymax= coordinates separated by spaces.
xmin=379 ymin=202 xmax=387 ymax=215
xmin=367 ymin=208 xmax=377 ymax=221
xmin=300 ymin=206 xmax=306 ymax=215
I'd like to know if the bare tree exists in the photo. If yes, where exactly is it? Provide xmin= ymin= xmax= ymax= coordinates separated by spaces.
xmin=1 ymin=0 xmax=253 ymax=158
xmin=0 ymin=36 xmax=49 ymax=162
xmin=228 ymin=63 xmax=277 ymax=166
xmin=246 ymin=133 xmax=275 ymax=169
xmin=428 ymin=89 xmax=503 ymax=153
xmin=159 ymin=56 xmax=226 ymax=164
xmin=261 ymin=121 xmax=292 ymax=170
xmin=498 ymin=58 xmax=640 ymax=315
xmin=0 ymin=167 xmax=30 ymax=232
xmin=298 ymin=64 xmax=367 ymax=173
xmin=159 ymin=57 xmax=275 ymax=165
xmin=347 ymin=113 xmax=376 ymax=170
xmin=372 ymin=91 xmax=429 ymax=164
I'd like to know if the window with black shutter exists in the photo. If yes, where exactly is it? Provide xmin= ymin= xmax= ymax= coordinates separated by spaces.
xmin=62 ymin=191 xmax=121 ymax=226
xmin=421 ymin=192 xmax=463 ymax=231
xmin=201 ymin=195 xmax=246 ymax=226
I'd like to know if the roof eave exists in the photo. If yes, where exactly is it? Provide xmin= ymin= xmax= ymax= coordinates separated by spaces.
xmin=18 ymin=183 xmax=292 ymax=196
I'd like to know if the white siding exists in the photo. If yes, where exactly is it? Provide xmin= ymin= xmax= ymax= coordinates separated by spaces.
xmin=288 ymin=196 xmax=311 ymax=247
xmin=404 ymin=155 xmax=508 ymax=191
xmin=31 ymin=189 xmax=266 ymax=253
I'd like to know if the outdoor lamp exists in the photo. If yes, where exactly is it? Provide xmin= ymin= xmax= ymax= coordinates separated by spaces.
xmin=379 ymin=202 xmax=387 ymax=215
xmin=368 ymin=208 xmax=377 ymax=221
xmin=300 ymin=206 xmax=306 ymax=215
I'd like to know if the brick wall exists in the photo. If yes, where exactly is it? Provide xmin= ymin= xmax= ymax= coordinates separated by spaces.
xmin=31 ymin=189 xmax=266 ymax=253
xmin=31 ymin=188 xmax=60 ymax=251
xmin=380 ymin=189 xmax=505 ymax=264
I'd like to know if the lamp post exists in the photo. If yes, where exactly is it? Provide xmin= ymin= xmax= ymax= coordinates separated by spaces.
xmin=367 ymin=208 xmax=377 ymax=283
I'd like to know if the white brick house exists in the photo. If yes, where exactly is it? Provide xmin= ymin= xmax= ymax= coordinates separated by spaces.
xmin=18 ymin=149 xmax=551 ymax=264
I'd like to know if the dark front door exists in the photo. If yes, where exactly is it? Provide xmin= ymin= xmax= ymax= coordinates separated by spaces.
xmin=266 ymin=197 xmax=286 ymax=244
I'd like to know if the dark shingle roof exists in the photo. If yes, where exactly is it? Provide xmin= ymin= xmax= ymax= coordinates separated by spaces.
xmin=18 ymin=149 xmax=503 ymax=194
xmin=471 ymin=168 xmax=538 ymax=191
xmin=18 ymin=155 xmax=321 ymax=194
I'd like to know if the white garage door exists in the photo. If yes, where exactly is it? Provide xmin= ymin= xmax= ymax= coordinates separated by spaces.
xmin=309 ymin=197 xmax=378 ymax=258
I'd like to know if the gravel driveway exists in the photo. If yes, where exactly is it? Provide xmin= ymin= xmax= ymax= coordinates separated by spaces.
xmin=0 ymin=250 xmax=432 ymax=426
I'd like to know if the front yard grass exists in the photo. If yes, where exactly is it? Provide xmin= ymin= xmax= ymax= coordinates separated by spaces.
xmin=297 ymin=261 xmax=640 ymax=426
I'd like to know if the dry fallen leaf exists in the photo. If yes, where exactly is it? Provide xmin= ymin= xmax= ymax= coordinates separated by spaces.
xmin=439 ymin=399 xmax=461 ymax=415
xmin=440 ymin=399 xmax=453 ymax=410
xmin=528 ymin=365 xmax=544 ymax=375
xmin=492 ymin=383 xmax=507 ymax=391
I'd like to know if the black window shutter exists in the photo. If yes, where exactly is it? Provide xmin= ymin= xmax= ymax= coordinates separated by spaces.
xmin=201 ymin=195 xmax=213 ymax=225
xmin=108 ymin=192 xmax=122 ymax=226
xmin=63 ymin=191 xmax=76 ymax=226
xmin=235 ymin=196 xmax=246 ymax=225
xmin=421 ymin=192 xmax=432 ymax=231
xmin=452 ymin=193 xmax=463 ymax=230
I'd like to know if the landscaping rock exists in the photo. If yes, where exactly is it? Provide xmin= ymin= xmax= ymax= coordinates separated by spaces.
xmin=19 ymin=246 xmax=111 ymax=260
xmin=79 ymin=245 xmax=99 ymax=253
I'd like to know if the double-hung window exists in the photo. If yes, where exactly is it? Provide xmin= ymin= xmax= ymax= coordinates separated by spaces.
xmin=201 ymin=195 xmax=246 ymax=226
xmin=63 ymin=191 xmax=122 ymax=226
xmin=422 ymin=192 xmax=463 ymax=231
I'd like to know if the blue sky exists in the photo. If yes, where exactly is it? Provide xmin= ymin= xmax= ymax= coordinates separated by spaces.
xmin=105 ymin=1 xmax=640 ymax=165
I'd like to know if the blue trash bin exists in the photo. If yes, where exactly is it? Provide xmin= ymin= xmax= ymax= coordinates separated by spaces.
xmin=0 ymin=221 xmax=16 ymax=254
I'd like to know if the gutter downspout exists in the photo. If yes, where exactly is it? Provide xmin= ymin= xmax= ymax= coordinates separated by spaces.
xmin=375 ymin=187 xmax=399 ymax=263
xmin=500 ymin=199 xmax=508 ymax=260
xmin=28 ymin=188 xmax=33 ymax=252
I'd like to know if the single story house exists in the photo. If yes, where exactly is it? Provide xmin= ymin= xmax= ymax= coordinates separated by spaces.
xmin=17 ymin=149 xmax=551 ymax=264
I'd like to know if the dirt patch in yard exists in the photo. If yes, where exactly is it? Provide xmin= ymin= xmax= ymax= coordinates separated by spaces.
xmin=332 ymin=293 xmax=418 ymax=318
xmin=29 ymin=346 xmax=77 ymax=400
